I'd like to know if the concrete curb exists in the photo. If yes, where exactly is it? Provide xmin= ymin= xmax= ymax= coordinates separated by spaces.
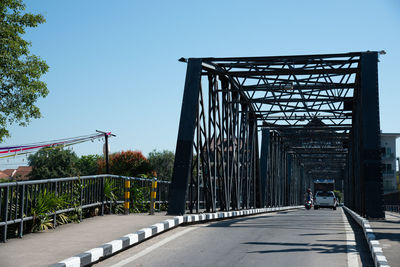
xmin=49 ymin=206 xmax=302 ymax=267
xmin=343 ymin=206 xmax=390 ymax=267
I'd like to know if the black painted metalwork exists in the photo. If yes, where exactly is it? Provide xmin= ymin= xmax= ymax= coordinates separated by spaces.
xmin=168 ymin=52 xmax=384 ymax=218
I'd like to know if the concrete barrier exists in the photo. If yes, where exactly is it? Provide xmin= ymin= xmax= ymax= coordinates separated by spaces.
xmin=343 ymin=206 xmax=390 ymax=267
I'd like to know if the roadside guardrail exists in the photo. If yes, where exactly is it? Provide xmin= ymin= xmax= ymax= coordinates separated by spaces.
xmin=0 ymin=174 xmax=170 ymax=242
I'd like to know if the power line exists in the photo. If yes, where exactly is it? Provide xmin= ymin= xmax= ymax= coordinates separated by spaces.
xmin=0 ymin=132 xmax=114 ymax=160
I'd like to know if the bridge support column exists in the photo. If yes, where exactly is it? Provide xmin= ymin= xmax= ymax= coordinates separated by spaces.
xmin=347 ymin=134 xmax=355 ymax=210
xmin=272 ymin=132 xmax=279 ymax=206
xmin=254 ymin=128 xmax=262 ymax=208
xmin=286 ymin=153 xmax=292 ymax=206
xmin=300 ymin=163 xmax=304 ymax=204
xmin=358 ymin=52 xmax=384 ymax=218
xmin=168 ymin=59 xmax=202 ymax=215
xmin=260 ymin=129 xmax=270 ymax=207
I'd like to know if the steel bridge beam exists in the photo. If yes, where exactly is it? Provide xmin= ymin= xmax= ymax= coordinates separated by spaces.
xmin=358 ymin=52 xmax=384 ymax=218
xmin=168 ymin=59 xmax=202 ymax=215
xmin=260 ymin=129 xmax=269 ymax=207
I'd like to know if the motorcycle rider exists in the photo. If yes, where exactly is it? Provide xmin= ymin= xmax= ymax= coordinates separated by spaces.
xmin=304 ymin=188 xmax=313 ymax=204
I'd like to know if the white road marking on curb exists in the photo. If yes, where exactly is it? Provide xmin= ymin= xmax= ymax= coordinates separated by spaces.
xmin=109 ymin=227 xmax=197 ymax=267
xmin=165 ymin=219 xmax=175 ymax=228
xmin=152 ymin=223 xmax=164 ymax=232
xmin=106 ymin=240 xmax=123 ymax=253
xmin=175 ymin=216 xmax=184 ymax=224
xmin=341 ymin=208 xmax=360 ymax=267
xmin=138 ymin=228 xmax=152 ymax=238
xmin=60 ymin=256 xmax=80 ymax=267
xmin=123 ymin=233 xmax=138 ymax=245
xmin=86 ymin=247 xmax=103 ymax=262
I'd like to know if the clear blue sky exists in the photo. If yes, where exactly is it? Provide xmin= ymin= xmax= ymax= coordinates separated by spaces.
xmin=2 ymin=0 xmax=400 ymax=168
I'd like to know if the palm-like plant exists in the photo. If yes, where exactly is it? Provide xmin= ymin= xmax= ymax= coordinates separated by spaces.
xmin=130 ymin=182 xmax=150 ymax=213
xmin=30 ymin=189 xmax=69 ymax=232
xmin=104 ymin=178 xmax=122 ymax=213
xmin=104 ymin=178 xmax=117 ymax=201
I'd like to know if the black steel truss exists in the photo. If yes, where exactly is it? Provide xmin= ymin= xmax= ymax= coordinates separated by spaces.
xmin=168 ymin=52 xmax=384 ymax=218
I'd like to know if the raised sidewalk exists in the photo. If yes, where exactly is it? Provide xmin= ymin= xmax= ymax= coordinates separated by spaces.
xmin=0 ymin=212 xmax=174 ymax=267
xmin=369 ymin=212 xmax=400 ymax=267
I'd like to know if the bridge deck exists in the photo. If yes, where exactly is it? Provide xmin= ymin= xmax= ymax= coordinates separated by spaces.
xmin=0 ymin=209 xmax=398 ymax=266
xmin=97 ymin=208 xmax=373 ymax=267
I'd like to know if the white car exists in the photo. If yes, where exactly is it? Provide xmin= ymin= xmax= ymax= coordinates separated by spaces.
xmin=314 ymin=191 xmax=337 ymax=210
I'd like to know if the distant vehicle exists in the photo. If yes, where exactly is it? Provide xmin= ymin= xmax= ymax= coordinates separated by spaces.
xmin=314 ymin=191 xmax=337 ymax=210
xmin=314 ymin=179 xmax=335 ymax=192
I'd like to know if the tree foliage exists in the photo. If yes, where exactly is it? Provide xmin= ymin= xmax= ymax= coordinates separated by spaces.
xmin=148 ymin=149 xmax=174 ymax=180
xmin=333 ymin=190 xmax=343 ymax=203
xmin=29 ymin=149 xmax=103 ymax=179
xmin=77 ymin=154 xmax=101 ymax=176
xmin=98 ymin=150 xmax=152 ymax=177
xmin=28 ymin=148 xmax=79 ymax=179
xmin=0 ymin=0 xmax=49 ymax=141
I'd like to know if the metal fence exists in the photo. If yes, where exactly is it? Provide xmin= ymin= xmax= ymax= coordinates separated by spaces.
xmin=0 ymin=174 xmax=170 ymax=242
xmin=384 ymin=205 xmax=400 ymax=213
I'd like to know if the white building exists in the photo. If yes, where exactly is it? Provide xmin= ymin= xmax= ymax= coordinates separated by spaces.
xmin=381 ymin=133 xmax=400 ymax=193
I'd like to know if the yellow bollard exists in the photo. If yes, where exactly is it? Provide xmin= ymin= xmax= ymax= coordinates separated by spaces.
xmin=149 ymin=178 xmax=157 ymax=215
xmin=124 ymin=179 xmax=130 ymax=215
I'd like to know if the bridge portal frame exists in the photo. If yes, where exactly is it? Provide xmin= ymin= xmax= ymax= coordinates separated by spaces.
xmin=168 ymin=52 xmax=384 ymax=219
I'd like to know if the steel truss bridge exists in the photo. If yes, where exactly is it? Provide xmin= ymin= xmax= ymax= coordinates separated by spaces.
xmin=168 ymin=52 xmax=384 ymax=218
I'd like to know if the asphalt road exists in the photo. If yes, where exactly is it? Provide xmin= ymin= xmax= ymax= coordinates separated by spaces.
xmin=96 ymin=208 xmax=374 ymax=267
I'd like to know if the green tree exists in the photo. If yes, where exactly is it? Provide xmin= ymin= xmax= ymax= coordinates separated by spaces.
xmin=98 ymin=150 xmax=152 ymax=177
xmin=77 ymin=154 xmax=101 ymax=176
xmin=28 ymin=148 xmax=79 ymax=179
xmin=333 ymin=190 xmax=343 ymax=203
xmin=0 ymin=0 xmax=49 ymax=142
xmin=148 ymin=149 xmax=174 ymax=180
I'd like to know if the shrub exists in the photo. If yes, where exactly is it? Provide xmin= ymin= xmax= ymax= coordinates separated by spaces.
xmin=98 ymin=150 xmax=152 ymax=177
xmin=148 ymin=150 xmax=174 ymax=181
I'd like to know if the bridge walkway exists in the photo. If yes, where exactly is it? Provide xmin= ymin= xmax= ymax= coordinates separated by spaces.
xmin=369 ymin=211 xmax=400 ymax=266
xmin=0 ymin=212 xmax=173 ymax=267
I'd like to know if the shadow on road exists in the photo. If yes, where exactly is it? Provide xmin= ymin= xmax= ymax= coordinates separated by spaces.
xmin=243 ymin=241 xmax=348 ymax=254
xmin=205 ymin=208 xmax=375 ymax=266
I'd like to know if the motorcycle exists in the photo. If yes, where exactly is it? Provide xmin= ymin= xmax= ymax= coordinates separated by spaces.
xmin=305 ymin=200 xmax=313 ymax=210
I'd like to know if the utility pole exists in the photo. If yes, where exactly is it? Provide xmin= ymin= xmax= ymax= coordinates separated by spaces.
xmin=96 ymin=130 xmax=116 ymax=216
xmin=105 ymin=133 xmax=110 ymax=173
xmin=96 ymin=130 xmax=116 ymax=173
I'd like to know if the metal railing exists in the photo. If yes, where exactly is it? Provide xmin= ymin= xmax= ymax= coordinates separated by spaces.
xmin=382 ymin=152 xmax=395 ymax=159
xmin=382 ymin=170 xmax=396 ymax=175
xmin=0 ymin=174 xmax=170 ymax=242
xmin=384 ymin=205 xmax=400 ymax=213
